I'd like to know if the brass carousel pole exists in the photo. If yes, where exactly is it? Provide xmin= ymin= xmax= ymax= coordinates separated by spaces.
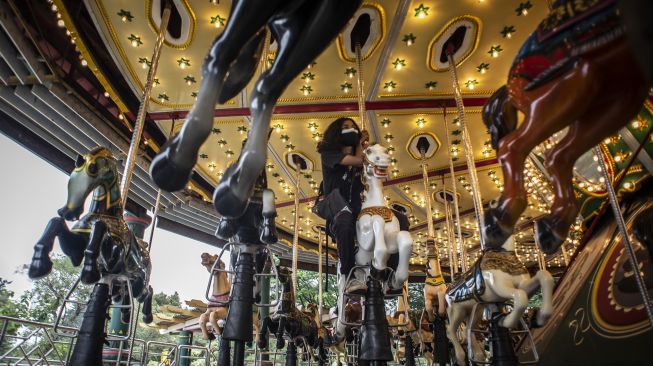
xmin=447 ymin=53 xmax=486 ymax=250
xmin=593 ymin=146 xmax=653 ymax=326
xmin=355 ymin=42 xmax=366 ymax=130
xmin=441 ymin=176 xmax=457 ymax=277
xmin=292 ymin=166 xmax=301 ymax=295
xmin=442 ymin=108 xmax=466 ymax=272
xmin=317 ymin=227 xmax=324 ymax=319
xmin=120 ymin=2 xmax=172 ymax=205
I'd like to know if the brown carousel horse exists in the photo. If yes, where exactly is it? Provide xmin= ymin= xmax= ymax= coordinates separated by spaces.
xmin=482 ymin=0 xmax=653 ymax=254
xmin=199 ymin=253 xmax=230 ymax=340
xmin=150 ymin=0 xmax=362 ymax=220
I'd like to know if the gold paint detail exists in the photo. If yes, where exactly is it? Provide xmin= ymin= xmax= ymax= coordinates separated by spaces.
xmin=358 ymin=206 xmax=394 ymax=223
xmin=425 ymin=274 xmax=445 ymax=287
xmin=480 ymin=251 xmax=527 ymax=275
xmin=145 ymin=0 xmax=196 ymax=50
xmin=52 ymin=0 xmax=129 ymax=115
xmin=406 ymin=131 xmax=441 ymax=161
xmin=427 ymin=15 xmax=483 ymax=73
xmin=336 ymin=2 xmax=386 ymax=62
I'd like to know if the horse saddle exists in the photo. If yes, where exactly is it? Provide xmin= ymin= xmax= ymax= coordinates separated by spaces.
xmin=510 ymin=0 xmax=623 ymax=90
xmin=447 ymin=259 xmax=486 ymax=303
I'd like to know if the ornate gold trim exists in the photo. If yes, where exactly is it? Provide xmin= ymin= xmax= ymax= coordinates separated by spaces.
xmin=336 ymin=2 xmax=386 ymax=62
xmin=427 ymin=15 xmax=483 ymax=73
xmin=278 ymin=94 xmax=358 ymax=103
xmin=359 ymin=206 xmax=394 ymax=222
xmin=145 ymin=0 xmax=196 ymax=50
xmin=378 ymin=108 xmax=483 ymax=117
xmin=52 ymin=0 xmax=129 ymax=114
xmin=378 ymin=89 xmax=493 ymax=98
xmin=406 ymin=131 xmax=441 ymax=160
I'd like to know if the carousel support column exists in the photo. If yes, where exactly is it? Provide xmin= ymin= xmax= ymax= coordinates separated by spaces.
xmin=70 ymin=282 xmax=112 ymax=366
xmin=359 ymin=276 xmax=393 ymax=363
xmin=489 ymin=314 xmax=517 ymax=366
xmin=594 ymin=146 xmax=653 ymax=325
xmin=177 ymin=330 xmax=193 ymax=366
xmin=120 ymin=1 xmax=172 ymax=205
xmin=259 ymin=258 xmax=271 ymax=363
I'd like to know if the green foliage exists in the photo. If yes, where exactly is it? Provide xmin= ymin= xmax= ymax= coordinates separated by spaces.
xmin=293 ymin=270 xmax=338 ymax=309
xmin=18 ymin=255 xmax=91 ymax=325
xmin=0 ymin=278 xmax=28 ymax=353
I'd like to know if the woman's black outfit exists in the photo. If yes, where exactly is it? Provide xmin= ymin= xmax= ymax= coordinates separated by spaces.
xmin=320 ymin=149 xmax=364 ymax=276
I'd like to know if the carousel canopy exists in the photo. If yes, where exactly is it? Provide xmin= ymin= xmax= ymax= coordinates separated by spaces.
xmin=0 ymin=0 xmax=592 ymax=275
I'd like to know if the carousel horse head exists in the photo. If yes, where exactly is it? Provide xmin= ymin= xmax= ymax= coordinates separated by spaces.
xmin=59 ymin=147 xmax=119 ymax=221
xmin=362 ymin=143 xmax=391 ymax=180
xmin=201 ymin=252 xmax=222 ymax=271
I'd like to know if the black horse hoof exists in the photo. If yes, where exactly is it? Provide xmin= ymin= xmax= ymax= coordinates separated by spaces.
xmin=212 ymin=168 xmax=250 ymax=218
xmin=28 ymin=256 xmax=53 ymax=279
xmin=207 ymin=332 xmax=216 ymax=341
xmin=483 ymin=209 xmax=513 ymax=249
xmin=149 ymin=136 xmax=195 ymax=192
xmin=80 ymin=264 xmax=101 ymax=284
xmin=215 ymin=217 xmax=238 ymax=240
xmin=535 ymin=218 xmax=565 ymax=255
xmin=257 ymin=338 xmax=268 ymax=350
xmin=276 ymin=336 xmax=285 ymax=350
xmin=528 ymin=308 xmax=544 ymax=329
xmin=142 ymin=313 xmax=154 ymax=324
xmin=260 ymin=221 xmax=278 ymax=245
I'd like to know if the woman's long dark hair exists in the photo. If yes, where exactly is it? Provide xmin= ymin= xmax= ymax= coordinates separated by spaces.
xmin=317 ymin=117 xmax=360 ymax=153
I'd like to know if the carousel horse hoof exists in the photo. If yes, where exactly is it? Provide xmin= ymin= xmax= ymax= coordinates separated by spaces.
xmin=28 ymin=255 xmax=53 ymax=279
xmin=482 ymin=209 xmax=513 ymax=249
xmin=258 ymin=337 xmax=268 ymax=350
xmin=212 ymin=167 xmax=250 ymax=218
xmin=260 ymin=217 xmax=278 ymax=244
xmin=207 ymin=333 xmax=216 ymax=341
xmin=149 ymin=136 xmax=195 ymax=192
xmin=276 ymin=336 xmax=285 ymax=350
xmin=528 ymin=309 xmax=545 ymax=329
xmin=142 ymin=312 xmax=154 ymax=324
xmin=535 ymin=218 xmax=565 ymax=255
xmin=215 ymin=217 xmax=238 ymax=240
xmin=80 ymin=263 xmax=101 ymax=284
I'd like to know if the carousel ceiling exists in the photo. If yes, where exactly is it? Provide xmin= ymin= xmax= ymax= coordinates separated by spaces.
xmin=6 ymin=0 xmax=588 ymax=274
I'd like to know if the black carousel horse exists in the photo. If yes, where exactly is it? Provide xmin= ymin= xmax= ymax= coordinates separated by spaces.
xmin=150 ymin=0 xmax=362 ymax=219
xmin=258 ymin=267 xmax=324 ymax=366
xmin=28 ymin=147 xmax=153 ymax=365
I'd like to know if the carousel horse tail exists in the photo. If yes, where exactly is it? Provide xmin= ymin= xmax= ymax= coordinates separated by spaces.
xmin=482 ymin=85 xmax=518 ymax=150
xmin=69 ymin=283 xmax=111 ymax=366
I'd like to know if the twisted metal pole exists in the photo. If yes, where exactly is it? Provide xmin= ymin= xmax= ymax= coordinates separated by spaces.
xmin=593 ymin=146 xmax=653 ymax=326
xmin=292 ymin=166 xmax=301 ymax=296
xmin=120 ymin=2 xmax=171 ymax=205
xmin=441 ymin=176 xmax=456 ymax=277
xmin=442 ymin=108 xmax=466 ymax=272
xmin=355 ymin=42 xmax=366 ymax=130
xmin=447 ymin=53 xmax=485 ymax=250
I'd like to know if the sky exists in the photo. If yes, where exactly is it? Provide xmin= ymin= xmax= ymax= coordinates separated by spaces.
xmin=0 ymin=133 xmax=222 ymax=304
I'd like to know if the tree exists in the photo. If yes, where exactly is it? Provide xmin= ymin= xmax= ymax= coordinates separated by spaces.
xmin=18 ymin=254 xmax=92 ymax=326
xmin=0 ymin=278 xmax=28 ymax=353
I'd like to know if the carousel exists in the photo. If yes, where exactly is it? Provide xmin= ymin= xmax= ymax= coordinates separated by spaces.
xmin=0 ymin=0 xmax=652 ymax=365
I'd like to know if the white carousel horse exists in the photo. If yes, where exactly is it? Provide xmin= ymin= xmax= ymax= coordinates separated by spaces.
xmin=199 ymin=253 xmax=230 ymax=340
xmin=445 ymin=236 xmax=554 ymax=365
xmin=355 ymin=143 xmax=413 ymax=290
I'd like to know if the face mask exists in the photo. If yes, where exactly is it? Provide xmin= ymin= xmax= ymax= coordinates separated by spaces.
xmin=341 ymin=127 xmax=359 ymax=146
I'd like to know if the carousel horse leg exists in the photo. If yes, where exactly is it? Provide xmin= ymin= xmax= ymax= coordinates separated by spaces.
xmin=199 ymin=311 xmax=213 ymax=340
xmin=519 ymin=271 xmax=554 ymax=327
xmin=120 ymin=292 xmax=131 ymax=323
xmin=140 ymin=285 xmax=154 ymax=324
xmin=446 ymin=301 xmax=470 ymax=366
xmin=391 ymin=231 xmax=412 ymax=289
xmin=536 ymin=75 xmax=648 ymax=253
xmin=369 ymin=217 xmax=388 ymax=272
xmin=80 ymin=221 xmax=107 ymax=284
xmin=210 ymin=308 xmax=228 ymax=335
xmin=488 ymin=275 xmax=528 ymax=329
xmin=260 ymin=189 xmax=279 ymax=244
xmin=213 ymin=0 xmax=361 ymax=217
xmin=29 ymin=217 xmax=86 ymax=279
xmin=276 ymin=317 xmax=286 ymax=349
xmin=258 ymin=316 xmax=271 ymax=349
xmin=150 ymin=0 xmax=281 ymax=192
xmin=484 ymin=67 xmax=597 ymax=248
